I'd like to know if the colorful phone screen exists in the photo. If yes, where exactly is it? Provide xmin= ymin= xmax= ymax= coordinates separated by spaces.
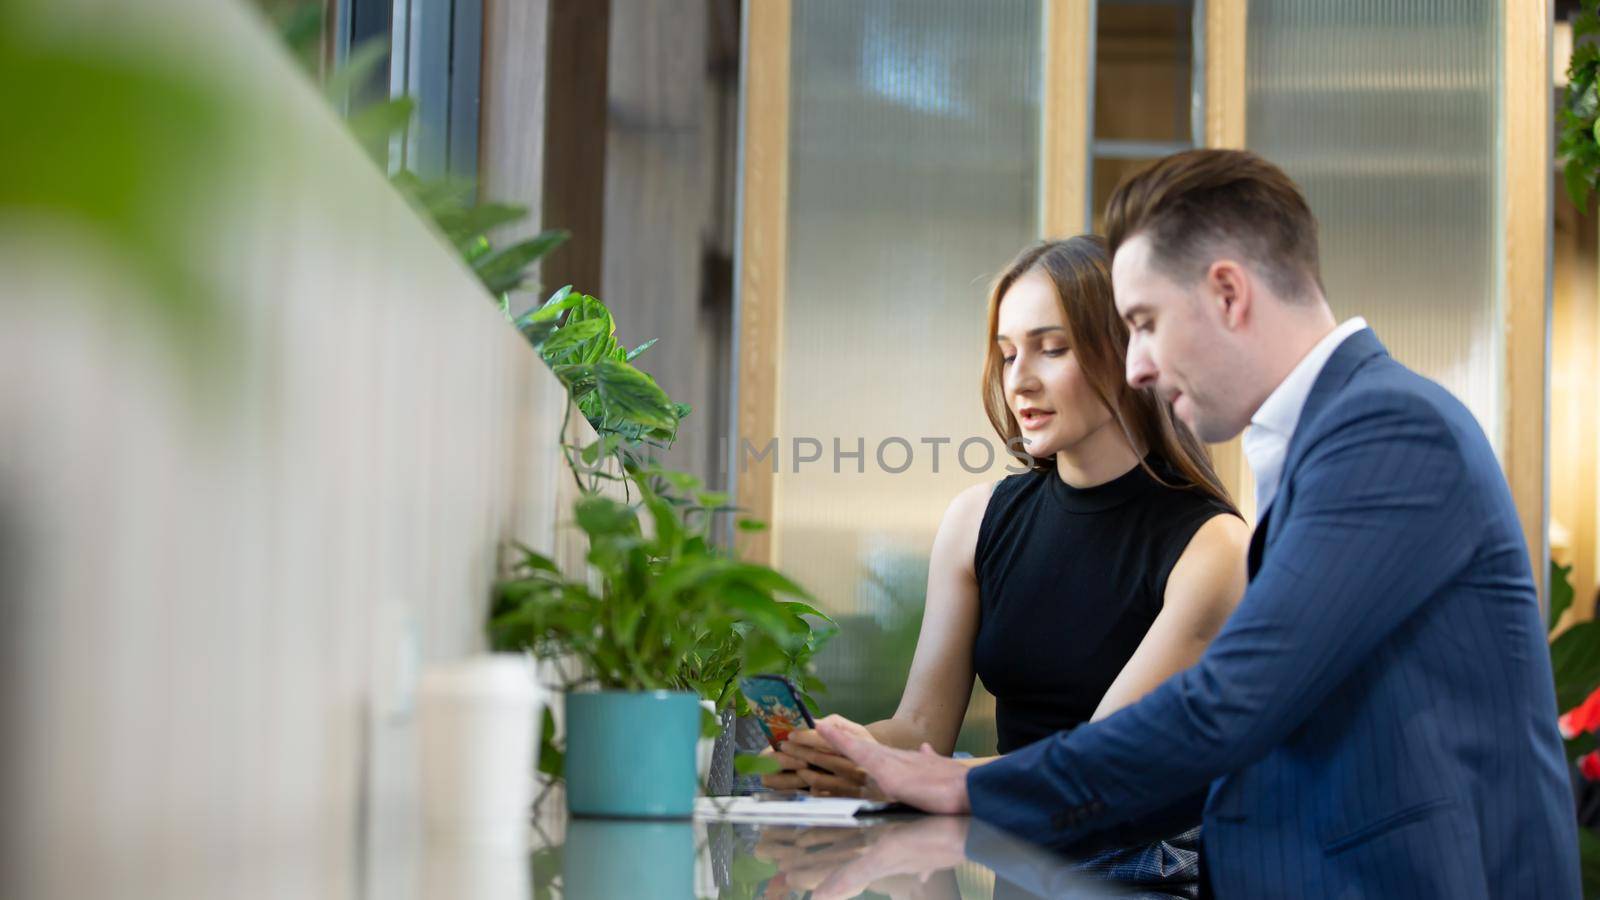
xmin=741 ymin=675 xmax=815 ymax=748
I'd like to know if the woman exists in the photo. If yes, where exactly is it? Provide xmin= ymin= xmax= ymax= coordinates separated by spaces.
xmin=765 ymin=237 xmax=1247 ymax=858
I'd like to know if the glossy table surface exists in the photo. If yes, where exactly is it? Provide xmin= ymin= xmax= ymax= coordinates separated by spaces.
xmin=398 ymin=795 xmax=1194 ymax=900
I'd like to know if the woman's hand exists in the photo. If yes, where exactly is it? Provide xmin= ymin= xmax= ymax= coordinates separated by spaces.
xmin=780 ymin=727 xmax=882 ymax=797
xmin=757 ymin=741 xmax=811 ymax=792
xmin=758 ymin=725 xmax=884 ymax=797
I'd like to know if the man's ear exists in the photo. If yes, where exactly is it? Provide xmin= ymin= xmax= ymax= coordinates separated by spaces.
xmin=1207 ymin=259 xmax=1251 ymax=331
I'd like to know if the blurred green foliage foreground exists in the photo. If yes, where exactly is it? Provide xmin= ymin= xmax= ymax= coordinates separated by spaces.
xmin=0 ymin=4 xmax=240 ymax=375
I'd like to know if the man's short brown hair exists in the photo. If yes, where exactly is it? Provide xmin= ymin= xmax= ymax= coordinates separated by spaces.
xmin=1103 ymin=149 xmax=1324 ymax=301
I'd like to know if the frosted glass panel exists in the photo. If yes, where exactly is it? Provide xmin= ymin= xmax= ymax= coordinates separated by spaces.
xmin=777 ymin=0 xmax=1042 ymax=751
xmin=1246 ymin=0 xmax=1502 ymax=448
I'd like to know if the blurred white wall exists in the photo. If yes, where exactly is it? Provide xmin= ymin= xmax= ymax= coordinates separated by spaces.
xmin=0 ymin=1 xmax=570 ymax=897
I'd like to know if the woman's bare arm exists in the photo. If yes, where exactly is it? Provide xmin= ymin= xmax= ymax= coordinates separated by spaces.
xmin=867 ymin=481 xmax=993 ymax=753
xmin=1089 ymin=512 xmax=1249 ymax=721
xmin=765 ymin=482 xmax=992 ymax=793
xmin=773 ymin=502 xmax=1245 ymax=793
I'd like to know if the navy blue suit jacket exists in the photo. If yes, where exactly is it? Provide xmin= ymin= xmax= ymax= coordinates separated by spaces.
xmin=968 ymin=329 xmax=1580 ymax=898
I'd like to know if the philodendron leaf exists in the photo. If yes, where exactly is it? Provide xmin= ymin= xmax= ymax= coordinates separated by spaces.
xmin=1573 ymin=79 xmax=1600 ymax=121
xmin=733 ymin=754 xmax=782 ymax=776
xmin=625 ymin=338 xmax=658 ymax=361
xmin=519 ymin=318 xmax=559 ymax=346
xmin=323 ymin=37 xmax=386 ymax=109
xmin=583 ymin=334 xmax=622 ymax=366
xmin=349 ymin=96 xmax=414 ymax=160
xmin=511 ymin=542 xmax=561 ymax=574
xmin=538 ymin=707 xmax=564 ymax=779
xmin=522 ymin=284 xmax=579 ymax=320
xmin=740 ymin=632 xmax=792 ymax=675
xmin=395 ymin=172 xmax=476 ymax=215
xmin=1552 ymin=620 xmax=1600 ymax=712
xmin=641 ymin=491 xmax=681 ymax=550
xmin=1566 ymin=159 xmax=1592 ymax=209
xmin=550 ymin=363 xmax=595 ymax=389
xmin=659 ymin=470 xmax=702 ymax=492
xmin=1567 ymin=729 xmax=1596 ymax=765
xmin=540 ymin=318 xmax=608 ymax=358
xmin=1578 ymin=6 xmax=1600 ymax=40
xmin=574 ymin=495 xmax=638 ymax=539
xmin=433 ymin=202 xmax=528 ymax=252
xmin=1551 ymin=561 xmax=1576 ymax=632
xmin=516 ymin=294 xmax=582 ymax=334
xmin=779 ymin=600 xmax=836 ymax=625
xmin=474 ymin=230 xmax=570 ymax=295
xmin=594 ymin=360 xmax=679 ymax=432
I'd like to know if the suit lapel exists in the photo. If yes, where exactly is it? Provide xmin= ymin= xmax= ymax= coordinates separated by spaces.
xmin=1245 ymin=328 xmax=1387 ymax=579
xmin=1275 ymin=329 xmax=1387 ymax=484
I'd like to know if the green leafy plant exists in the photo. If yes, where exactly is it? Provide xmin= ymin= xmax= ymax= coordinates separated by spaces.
xmin=302 ymin=34 xmax=663 ymax=452
xmin=2 ymin=6 xmax=241 ymax=385
xmin=493 ymin=285 xmax=835 ymax=780
xmin=390 ymin=171 xmax=570 ymax=309
xmin=1549 ymin=561 xmax=1600 ymax=897
xmin=270 ymin=4 xmax=570 ymax=305
xmin=488 ymin=469 xmax=827 ymax=697
xmin=516 ymin=285 xmax=689 ymax=482
xmin=271 ymin=8 xmax=623 ymax=437
xmin=266 ymin=0 xmax=834 ymax=783
xmin=1552 ymin=562 xmax=1600 ymax=761
xmin=1564 ymin=1 xmax=1600 ymax=207
xmin=488 ymin=462 xmax=835 ymax=777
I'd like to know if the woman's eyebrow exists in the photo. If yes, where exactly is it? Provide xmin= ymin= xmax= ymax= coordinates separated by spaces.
xmin=994 ymin=325 xmax=1066 ymax=342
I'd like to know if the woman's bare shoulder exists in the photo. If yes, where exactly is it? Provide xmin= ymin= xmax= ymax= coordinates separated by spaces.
xmin=1182 ymin=510 xmax=1250 ymax=560
xmin=931 ymin=481 xmax=1001 ymax=576
xmin=942 ymin=480 xmax=999 ymax=530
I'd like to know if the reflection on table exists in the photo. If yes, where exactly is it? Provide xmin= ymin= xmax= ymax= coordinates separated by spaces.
xmin=415 ymin=802 xmax=1196 ymax=900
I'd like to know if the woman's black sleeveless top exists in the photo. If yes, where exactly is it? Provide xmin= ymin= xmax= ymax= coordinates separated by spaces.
xmin=973 ymin=457 xmax=1232 ymax=753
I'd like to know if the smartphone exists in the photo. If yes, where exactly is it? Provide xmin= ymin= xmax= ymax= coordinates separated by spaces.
xmin=740 ymin=674 xmax=816 ymax=750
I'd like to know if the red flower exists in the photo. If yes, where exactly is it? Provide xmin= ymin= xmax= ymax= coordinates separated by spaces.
xmin=1580 ymin=750 xmax=1600 ymax=783
xmin=1559 ymin=686 xmax=1600 ymax=739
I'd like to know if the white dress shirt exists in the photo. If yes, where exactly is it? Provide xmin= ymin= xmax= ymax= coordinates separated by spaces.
xmin=1241 ymin=317 xmax=1369 ymax=516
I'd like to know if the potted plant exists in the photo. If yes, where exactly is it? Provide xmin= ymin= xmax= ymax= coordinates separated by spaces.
xmin=488 ymin=286 xmax=833 ymax=818
xmin=489 ymin=470 xmax=827 ymax=816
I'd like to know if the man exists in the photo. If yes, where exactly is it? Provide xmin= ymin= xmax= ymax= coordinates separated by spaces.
xmin=817 ymin=149 xmax=1580 ymax=897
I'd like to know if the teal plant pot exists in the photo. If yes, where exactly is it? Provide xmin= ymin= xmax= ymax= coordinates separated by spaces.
xmin=565 ymin=690 xmax=700 ymax=818
xmin=563 ymin=819 xmax=695 ymax=898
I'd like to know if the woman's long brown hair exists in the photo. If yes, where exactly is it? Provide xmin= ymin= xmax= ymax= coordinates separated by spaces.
xmin=981 ymin=236 xmax=1238 ymax=515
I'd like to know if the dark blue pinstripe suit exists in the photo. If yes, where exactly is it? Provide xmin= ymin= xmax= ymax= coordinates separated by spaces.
xmin=967 ymin=329 xmax=1581 ymax=898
